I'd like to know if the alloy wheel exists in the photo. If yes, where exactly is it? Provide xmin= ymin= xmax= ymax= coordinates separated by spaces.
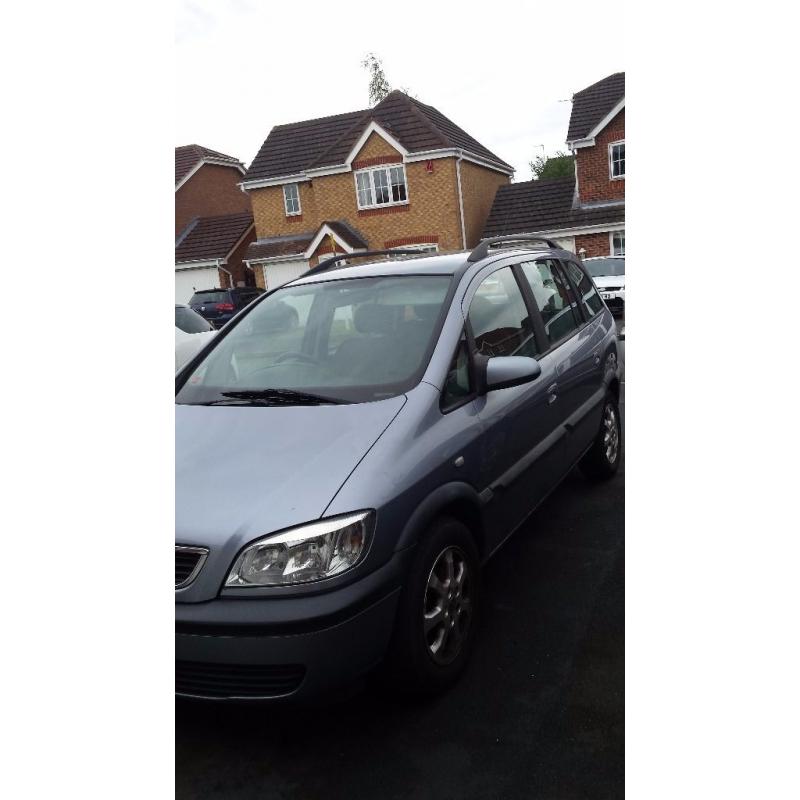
xmin=423 ymin=546 xmax=473 ymax=665
xmin=603 ymin=403 xmax=620 ymax=464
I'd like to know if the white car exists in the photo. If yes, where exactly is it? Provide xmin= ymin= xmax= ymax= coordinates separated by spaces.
xmin=175 ymin=304 xmax=216 ymax=372
xmin=583 ymin=256 xmax=625 ymax=317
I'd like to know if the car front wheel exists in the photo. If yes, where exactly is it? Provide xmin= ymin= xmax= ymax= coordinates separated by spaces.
xmin=384 ymin=517 xmax=480 ymax=694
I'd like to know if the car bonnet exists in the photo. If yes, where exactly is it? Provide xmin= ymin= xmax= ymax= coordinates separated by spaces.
xmin=175 ymin=397 xmax=406 ymax=598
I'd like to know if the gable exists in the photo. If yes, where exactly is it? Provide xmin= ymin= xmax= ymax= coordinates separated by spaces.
xmin=567 ymin=73 xmax=625 ymax=147
xmin=175 ymin=144 xmax=245 ymax=190
xmin=351 ymin=130 xmax=404 ymax=168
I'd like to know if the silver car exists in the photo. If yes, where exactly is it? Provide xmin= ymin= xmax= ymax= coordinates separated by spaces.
xmin=175 ymin=236 xmax=623 ymax=701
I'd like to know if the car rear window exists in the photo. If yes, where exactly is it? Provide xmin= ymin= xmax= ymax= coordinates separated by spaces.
xmin=584 ymin=258 xmax=625 ymax=278
xmin=175 ymin=306 xmax=215 ymax=333
xmin=190 ymin=291 xmax=228 ymax=304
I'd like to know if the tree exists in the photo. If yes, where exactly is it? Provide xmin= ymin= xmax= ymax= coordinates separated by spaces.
xmin=530 ymin=151 xmax=574 ymax=180
xmin=361 ymin=53 xmax=391 ymax=106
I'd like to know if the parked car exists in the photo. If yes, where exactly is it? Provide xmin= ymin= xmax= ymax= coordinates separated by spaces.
xmin=189 ymin=286 xmax=265 ymax=328
xmin=175 ymin=237 xmax=623 ymax=701
xmin=175 ymin=304 xmax=216 ymax=372
xmin=582 ymin=256 xmax=625 ymax=316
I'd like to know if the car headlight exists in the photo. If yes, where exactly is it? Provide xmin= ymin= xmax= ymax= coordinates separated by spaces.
xmin=225 ymin=511 xmax=374 ymax=587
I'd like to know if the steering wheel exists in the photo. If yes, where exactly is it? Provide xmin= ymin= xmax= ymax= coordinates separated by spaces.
xmin=274 ymin=351 xmax=319 ymax=365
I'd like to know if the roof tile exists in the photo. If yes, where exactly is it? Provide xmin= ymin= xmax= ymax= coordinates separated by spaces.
xmin=244 ymin=91 xmax=511 ymax=182
xmin=567 ymin=73 xmax=625 ymax=142
xmin=175 ymin=212 xmax=253 ymax=263
xmin=175 ymin=144 xmax=244 ymax=186
xmin=482 ymin=177 xmax=624 ymax=237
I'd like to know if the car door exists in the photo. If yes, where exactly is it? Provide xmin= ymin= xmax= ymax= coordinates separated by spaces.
xmin=464 ymin=263 xmax=566 ymax=551
xmin=518 ymin=258 xmax=606 ymax=468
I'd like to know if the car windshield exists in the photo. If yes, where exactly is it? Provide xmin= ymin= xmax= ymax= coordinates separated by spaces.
xmin=584 ymin=258 xmax=625 ymax=278
xmin=175 ymin=305 xmax=214 ymax=333
xmin=190 ymin=291 xmax=228 ymax=304
xmin=176 ymin=275 xmax=452 ymax=405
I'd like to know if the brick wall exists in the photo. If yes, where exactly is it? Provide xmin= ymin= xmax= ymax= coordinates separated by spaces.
xmin=175 ymin=164 xmax=250 ymax=235
xmin=249 ymin=132 xmax=467 ymax=253
xmin=459 ymin=160 xmax=510 ymax=248
xmin=216 ymin=227 xmax=257 ymax=288
xmin=575 ymin=232 xmax=613 ymax=258
xmin=575 ymin=109 xmax=625 ymax=204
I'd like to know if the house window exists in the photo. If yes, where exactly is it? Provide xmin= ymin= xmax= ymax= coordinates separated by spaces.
xmin=609 ymin=141 xmax=625 ymax=179
xmin=283 ymin=184 xmax=301 ymax=216
xmin=354 ymin=164 xmax=408 ymax=209
xmin=611 ymin=230 xmax=625 ymax=256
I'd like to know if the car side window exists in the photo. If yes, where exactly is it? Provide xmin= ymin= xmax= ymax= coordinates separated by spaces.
xmin=520 ymin=260 xmax=581 ymax=347
xmin=563 ymin=260 xmax=604 ymax=319
xmin=442 ymin=332 xmax=472 ymax=409
xmin=468 ymin=266 xmax=539 ymax=358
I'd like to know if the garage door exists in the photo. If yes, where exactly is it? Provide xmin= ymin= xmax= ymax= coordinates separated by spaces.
xmin=263 ymin=259 xmax=309 ymax=291
xmin=175 ymin=267 xmax=220 ymax=304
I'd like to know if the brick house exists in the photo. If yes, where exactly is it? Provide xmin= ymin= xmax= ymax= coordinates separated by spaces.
xmin=482 ymin=73 xmax=625 ymax=258
xmin=175 ymin=145 xmax=256 ymax=302
xmin=239 ymin=91 xmax=513 ymax=289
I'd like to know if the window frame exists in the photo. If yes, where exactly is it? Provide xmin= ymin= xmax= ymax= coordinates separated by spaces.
xmin=353 ymin=163 xmax=409 ymax=210
xmin=515 ymin=258 xmax=588 ymax=356
xmin=282 ymin=183 xmax=302 ymax=217
xmin=608 ymin=140 xmax=625 ymax=180
xmin=457 ymin=255 xmax=601 ymax=400
xmin=439 ymin=329 xmax=478 ymax=414
xmin=610 ymin=230 xmax=625 ymax=256
xmin=560 ymin=258 xmax=605 ymax=322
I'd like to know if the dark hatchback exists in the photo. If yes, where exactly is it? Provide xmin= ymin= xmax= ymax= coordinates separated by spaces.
xmin=189 ymin=287 xmax=265 ymax=328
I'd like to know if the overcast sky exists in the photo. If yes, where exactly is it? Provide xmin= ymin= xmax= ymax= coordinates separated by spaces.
xmin=176 ymin=1 xmax=624 ymax=182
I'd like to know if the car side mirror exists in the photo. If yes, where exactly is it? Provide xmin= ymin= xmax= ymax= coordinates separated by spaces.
xmin=478 ymin=355 xmax=542 ymax=394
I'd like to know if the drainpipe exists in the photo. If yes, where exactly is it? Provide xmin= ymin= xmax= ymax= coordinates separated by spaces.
xmin=455 ymin=151 xmax=467 ymax=250
xmin=216 ymin=259 xmax=233 ymax=289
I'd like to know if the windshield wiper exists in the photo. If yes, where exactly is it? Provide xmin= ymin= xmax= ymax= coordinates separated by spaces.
xmin=204 ymin=388 xmax=348 ymax=407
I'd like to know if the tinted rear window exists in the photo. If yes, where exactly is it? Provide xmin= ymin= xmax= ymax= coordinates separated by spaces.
xmin=584 ymin=258 xmax=625 ymax=278
xmin=190 ymin=291 xmax=228 ymax=304
xmin=175 ymin=306 xmax=214 ymax=333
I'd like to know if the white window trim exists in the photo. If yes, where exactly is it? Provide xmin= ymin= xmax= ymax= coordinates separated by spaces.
xmin=353 ymin=163 xmax=409 ymax=210
xmin=283 ymin=183 xmax=302 ymax=216
xmin=609 ymin=230 xmax=625 ymax=256
xmin=608 ymin=140 xmax=625 ymax=181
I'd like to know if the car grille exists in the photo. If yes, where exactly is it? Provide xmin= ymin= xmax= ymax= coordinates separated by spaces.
xmin=175 ymin=661 xmax=306 ymax=699
xmin=175 ymin=546 xmax=208 ymax=589
xmin=602 ymin=286 xmax=622 ymax=292
xmin=606 ymin=297 xmax=625 ymax=313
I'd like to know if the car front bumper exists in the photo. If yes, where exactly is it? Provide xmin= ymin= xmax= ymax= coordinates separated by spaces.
xmin=600 ymin=290 xmax=625 ymax=315
xmin=175 ymin=549 xmax=410 ymax=701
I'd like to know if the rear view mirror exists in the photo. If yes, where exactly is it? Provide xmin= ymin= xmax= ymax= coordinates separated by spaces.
xmin=482 ymin=356 xmax=542 ymax=393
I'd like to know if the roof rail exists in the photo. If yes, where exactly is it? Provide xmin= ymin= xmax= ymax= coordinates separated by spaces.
xmin=468 ymin=235 xmax=562 ymax=263
xmin=305 ymin=249 xmax=431 ymax=276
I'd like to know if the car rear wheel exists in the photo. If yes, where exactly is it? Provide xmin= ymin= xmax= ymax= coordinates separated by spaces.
xmin=579 ymin=391 xmax=622 ymax=480
xmin=383 ymin=517 xmax=480 ymax=694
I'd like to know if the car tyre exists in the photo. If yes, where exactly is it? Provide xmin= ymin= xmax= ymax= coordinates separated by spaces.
xmin=580 ymin=391 xmax=622 ymax=480
xmin=383 ymin=517 xmax=481 ymax=695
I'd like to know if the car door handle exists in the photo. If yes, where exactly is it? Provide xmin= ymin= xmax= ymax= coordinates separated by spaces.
xmin=547 ymin=383 xmax=558 ymax=404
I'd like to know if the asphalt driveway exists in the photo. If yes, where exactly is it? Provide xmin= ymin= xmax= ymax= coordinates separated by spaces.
xmin=177 ymin=382 xmax=624 ymax=800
